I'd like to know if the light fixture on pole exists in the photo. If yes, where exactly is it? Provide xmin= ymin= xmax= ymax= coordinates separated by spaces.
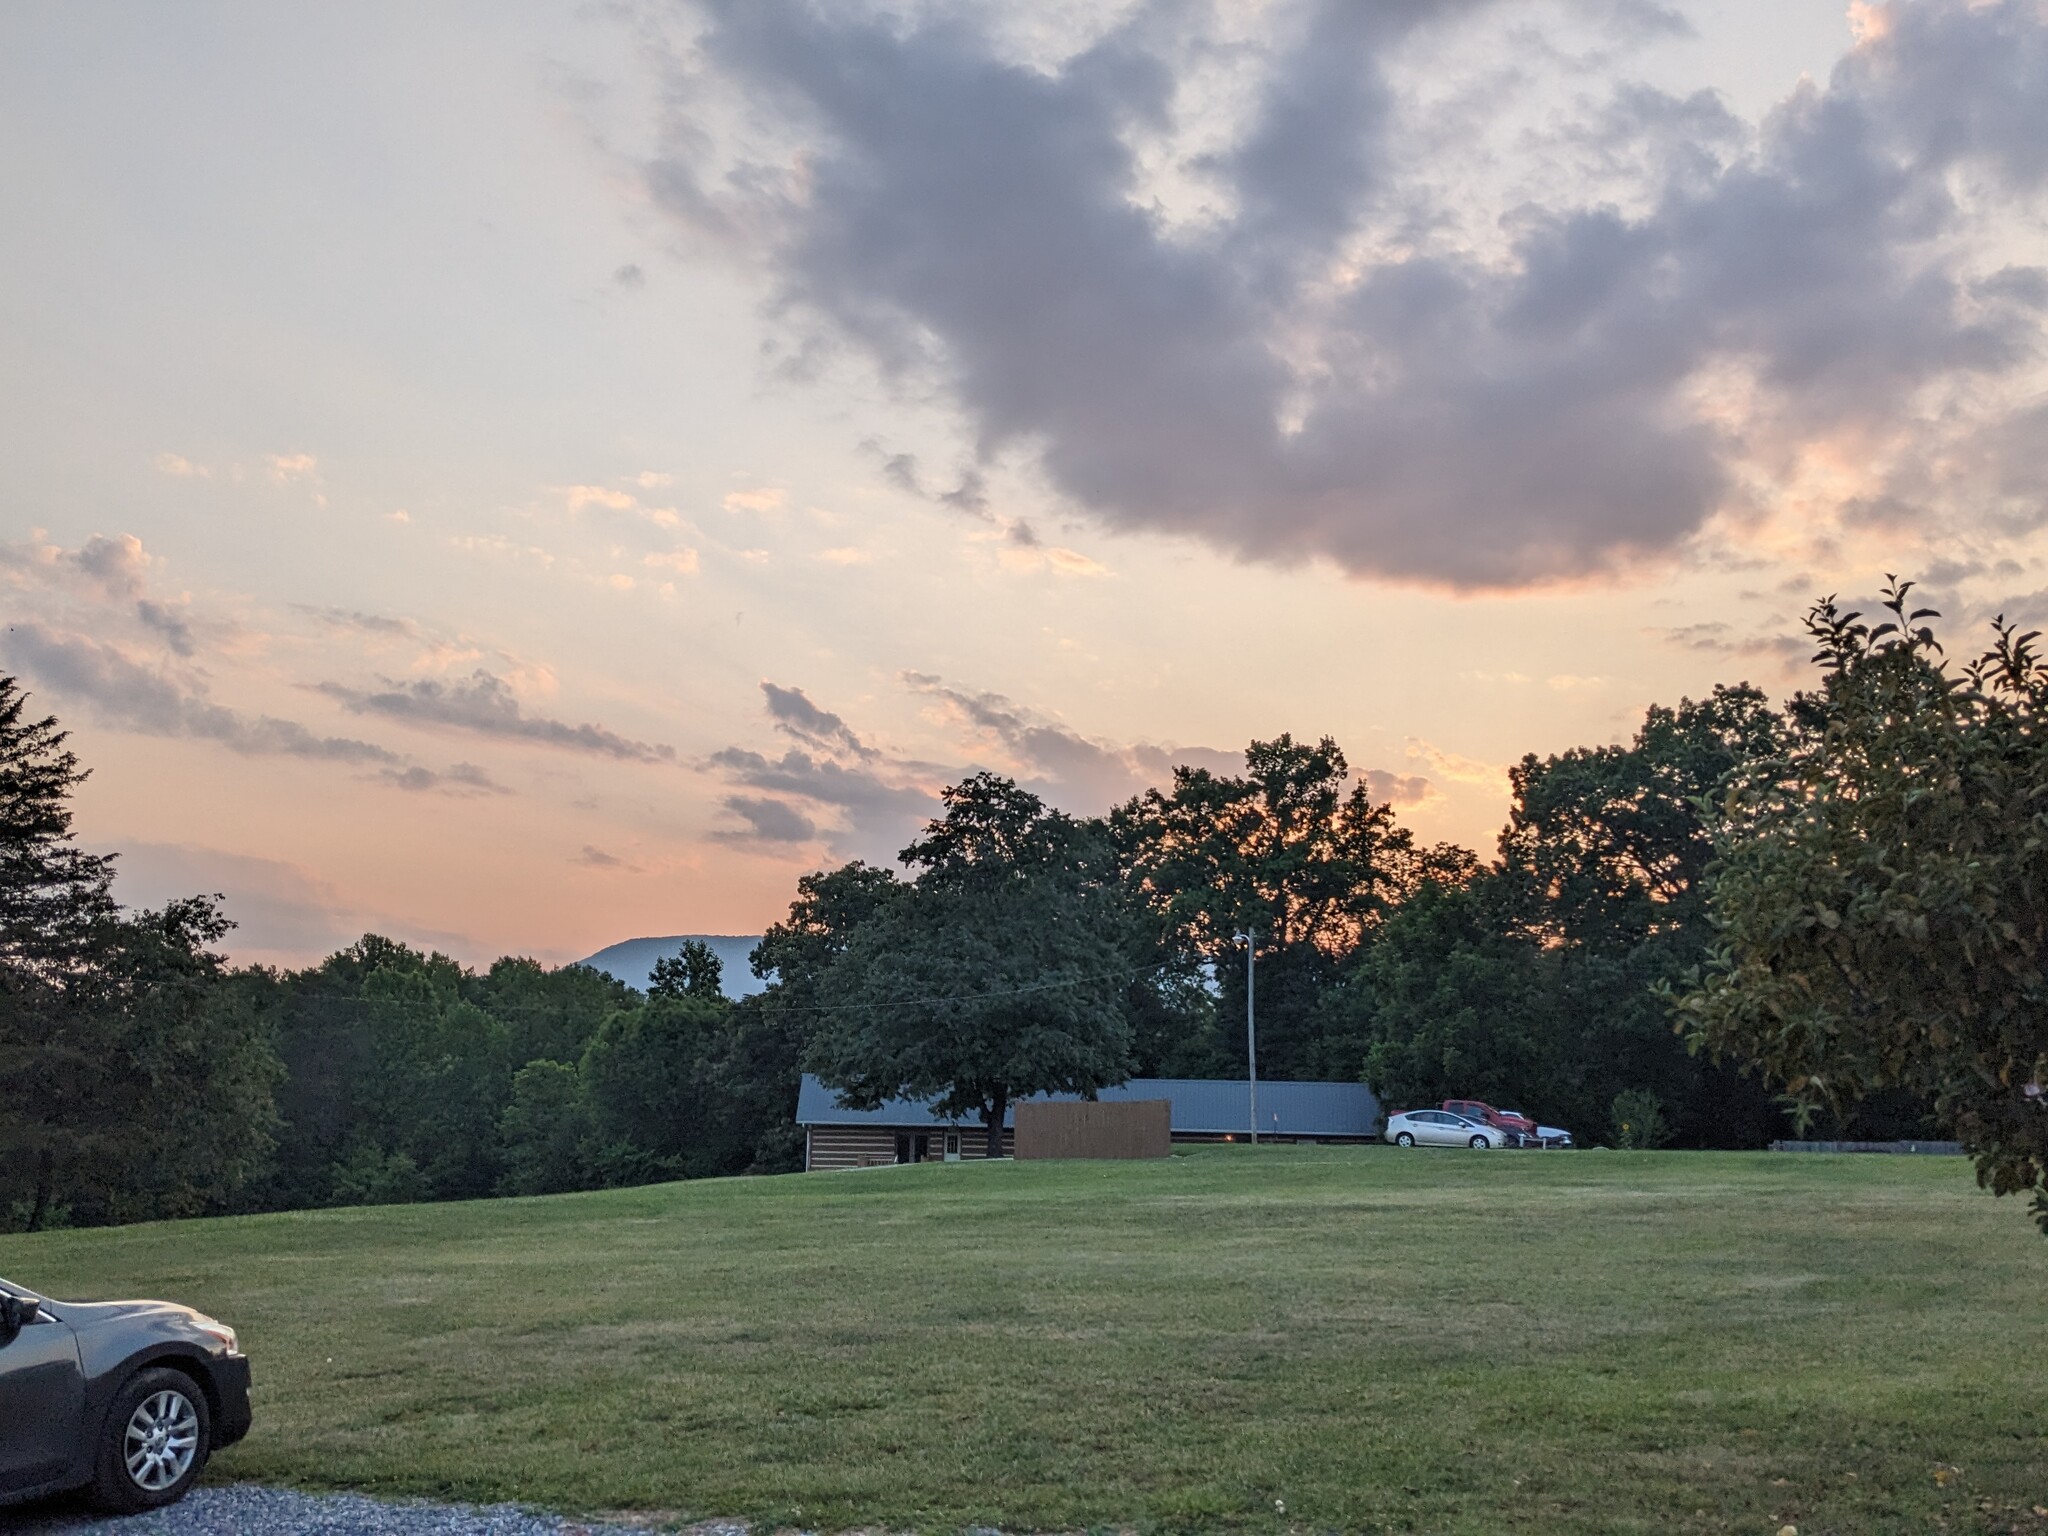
xmin=1235 ymin=927 xmax=1257 ymax=1144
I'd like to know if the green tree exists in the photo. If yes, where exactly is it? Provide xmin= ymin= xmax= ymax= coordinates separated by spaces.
xmin=1322 ymin=871 xmax=1567 ymax=1123
xmin=1677 ymin=581 xmax=2048 ymax=1230
xmin=808 ymin=775 xmax=1135 ymax=1157
xmin=1496 ymin=685 xmax=1790 ymax=1145
xmin=581 ymin=991 xmax=733 ymax=1183
xmin=0 ymin=680 xmax=280 ymax=1229
xmin=1115 ymin=735 xmax=1413 ymax=1079
xmin=498 ymin=1059 xmax=595 ymax=1195
xmin=650 ymin=939 xmax=724 ymax=1002
xmin=735 ymin=861 xmax=908 ymax=1172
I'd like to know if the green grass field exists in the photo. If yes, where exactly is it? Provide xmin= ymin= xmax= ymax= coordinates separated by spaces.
xmin=6 ymin=1148 xmax=2046 ymax=1534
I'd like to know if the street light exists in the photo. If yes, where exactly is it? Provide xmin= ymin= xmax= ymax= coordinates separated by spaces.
xmin=1235 ymin=927 xmax=1257 ymax=1144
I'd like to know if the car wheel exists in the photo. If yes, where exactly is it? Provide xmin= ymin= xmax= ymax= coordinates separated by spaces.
xmin=93 ymin=1366 xmax=212 ymax=1513
xmin=1395 ymin=1132 xmax=1415 ymax=1147
xmin=1468 ymin=1134 xmax=1490 ymax=1149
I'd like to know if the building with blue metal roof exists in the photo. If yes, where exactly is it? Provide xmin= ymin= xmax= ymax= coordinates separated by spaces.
xmin=797 ymin=1073 xmax=1381 ymax=1169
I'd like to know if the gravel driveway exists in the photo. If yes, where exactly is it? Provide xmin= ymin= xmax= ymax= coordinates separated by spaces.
xmin=0 ymin=1487 xmax=717 ymax=1535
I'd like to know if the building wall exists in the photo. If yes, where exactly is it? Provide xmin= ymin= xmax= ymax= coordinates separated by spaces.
xmin=804 ymin=1123 xmax=1014 ymax=1171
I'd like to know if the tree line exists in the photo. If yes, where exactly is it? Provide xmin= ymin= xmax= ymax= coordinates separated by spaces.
xmin=4 ymin=579 xmax=2043 ymax=1233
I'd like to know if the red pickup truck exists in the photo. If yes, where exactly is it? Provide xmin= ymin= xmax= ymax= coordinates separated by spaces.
xmin=1442 ymin=1099 xmax=1537 ymax=1147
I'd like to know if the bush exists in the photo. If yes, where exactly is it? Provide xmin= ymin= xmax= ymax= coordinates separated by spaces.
xmin=1611 ymin=1089 xmax=1673 ymax=1149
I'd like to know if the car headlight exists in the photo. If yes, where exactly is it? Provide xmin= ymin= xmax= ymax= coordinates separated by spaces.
xmin=197 ymin=1321 xmax=239 ymax=1354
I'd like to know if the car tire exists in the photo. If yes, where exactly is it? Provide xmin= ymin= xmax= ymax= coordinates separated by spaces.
xmin=1395 ymin=1132 xmax=1415 ymax=1147
xmin=1468 ymin=1135 xmax=1490 ymax=1150
xmin=92 ymin=1366 xmax=212 ymax=1513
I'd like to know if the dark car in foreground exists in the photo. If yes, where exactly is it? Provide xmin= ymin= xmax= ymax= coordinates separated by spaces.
xmin=0 ymin=1276 xmax=251 ymax=1513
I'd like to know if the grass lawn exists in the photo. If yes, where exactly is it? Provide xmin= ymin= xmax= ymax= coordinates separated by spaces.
xmin=5 ymin=1148 xmax=2046 ymax=1534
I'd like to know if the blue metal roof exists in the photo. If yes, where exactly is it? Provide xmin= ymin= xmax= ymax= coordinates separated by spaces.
xmin=796 ymin=1074 xmax=1380 ymax=1138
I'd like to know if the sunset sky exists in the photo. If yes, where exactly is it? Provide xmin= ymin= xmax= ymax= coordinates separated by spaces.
xmin=4 ymin=0 xmax=2045 ymax=967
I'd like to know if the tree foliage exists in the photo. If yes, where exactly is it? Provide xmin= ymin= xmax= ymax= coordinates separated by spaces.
xmin=1677 ymin=580 xmax=2048 ymax=1229
xmin=1116 ymin=735 xmax=1411 ymax=1078
xmin=807 ymin=775 xmax=1136 ymax=1156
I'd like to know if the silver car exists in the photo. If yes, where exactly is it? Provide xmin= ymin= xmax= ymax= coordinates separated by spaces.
xmin=1384 ymin=1109 xmax=1505 ymax=1149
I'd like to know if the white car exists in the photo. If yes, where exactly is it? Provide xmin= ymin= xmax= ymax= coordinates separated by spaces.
xmin=1498 ymin=1110 xmax=1575 ymax=1149
xmin=1384 ymin=1109 xmax=1506 ymax=1149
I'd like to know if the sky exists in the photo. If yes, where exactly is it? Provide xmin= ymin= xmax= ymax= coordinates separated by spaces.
xmin=3 ymin=0 xmax=2045 ymax=968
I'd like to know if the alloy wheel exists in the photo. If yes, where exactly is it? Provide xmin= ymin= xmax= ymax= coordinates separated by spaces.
xmin=124 ymin=1388 xmax=200 ymax=1491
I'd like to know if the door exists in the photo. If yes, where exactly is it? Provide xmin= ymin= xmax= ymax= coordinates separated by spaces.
xmin=0 ymin=1310 xmax=85 ymax=1492
xmin=1418 ymin=1112 xmax=1458 ymax=1146
xmin=944 ymin=1132 xmax=961 ymax=1162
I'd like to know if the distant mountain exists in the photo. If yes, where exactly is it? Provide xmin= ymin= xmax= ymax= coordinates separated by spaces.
xmin=575 ymin=935 xmax=768 ymax=999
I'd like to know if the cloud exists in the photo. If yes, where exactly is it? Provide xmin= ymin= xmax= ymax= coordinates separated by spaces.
xmin=105 ymin=840 xmax=481 ymax=966
xmin=374 ymin=762 xmax=509 ymax=796
xmin=5 ymin=620 xmax=400 ymax=766
xmin=614 ymin=263 xmax=647 ymax=289
xmin=1364 ymin=770 xmax=1432 ymax=807
xmin=712 ymin=795 xmax=819 ymax=846
xmin=903 ymin=671 xmax=1240 ymax=810
xmin=761 ymin=680 xmax=874 ymax=758
xmin=711 ymin=672 xmax=1430 ymax=856
xmin=1405 ymin=737 xmax=1510 ymax=793
xmin=317 ymin=669 xmax=677 ymax=763
xmin=649 ymin=0 xmax=2048 ymax=588
xmin=154 ymin=453 xmax=211 ymax=478
xmin=723 ymin=486 xmax=785 ymax=513
xmin=576 ymin=843 xmax=639 ymax=869
xmin=565 ymin=484 xmax=639 ymax=512
xmin=267 ymin=452 xmax=318 ymax=482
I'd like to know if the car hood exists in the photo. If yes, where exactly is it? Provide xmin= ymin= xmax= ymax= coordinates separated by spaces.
xmin=52 ymin=1297 xmax=222 ymax=1335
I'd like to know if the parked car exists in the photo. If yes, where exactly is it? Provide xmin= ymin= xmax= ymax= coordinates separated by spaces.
xmin=1494 ymin=1111 xmax=1575 ymax=1149
xmin=1441 ymin=1098 xmax=1539 ymax=1144
xmin=1385 ymin=1110 xmax=1507 ymax=1149
xmin=0 ymin=1276 xmax=251 ymax=1513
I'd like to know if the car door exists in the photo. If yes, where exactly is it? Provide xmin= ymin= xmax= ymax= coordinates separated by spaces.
xmin=1412 ymin=1112 xmax=1451 ymax=1146
xmin=0 ymin=1302 xmax=87 ymax=1492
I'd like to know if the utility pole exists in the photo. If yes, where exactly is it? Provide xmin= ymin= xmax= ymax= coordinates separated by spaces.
xmin=1244 ymin=927 xmax=1258 ymax=1144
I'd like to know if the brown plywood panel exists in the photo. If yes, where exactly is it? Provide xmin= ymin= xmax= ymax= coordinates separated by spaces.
xmin=1014 ymin=1099 xmax=1172 ymax=1160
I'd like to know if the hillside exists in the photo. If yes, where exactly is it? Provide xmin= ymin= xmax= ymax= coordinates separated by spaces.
xmin=10 ymin=1148 xmax=2045 ymax=1534
xmin=575 ymin=934 xmax=766 ymax=997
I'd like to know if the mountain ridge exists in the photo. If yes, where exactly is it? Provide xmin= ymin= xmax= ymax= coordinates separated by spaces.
xmin=575 ymin=934 xmax=767 ymax=998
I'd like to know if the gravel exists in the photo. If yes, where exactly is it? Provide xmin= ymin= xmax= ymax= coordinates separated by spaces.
xmin=2 ymin=1487 xmax=697 ymax=1536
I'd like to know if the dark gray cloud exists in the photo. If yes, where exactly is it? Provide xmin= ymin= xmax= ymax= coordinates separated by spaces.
xmin=650 ymin=0 xmax=2048 ymax=586
xmin=707 ymin=744 xmax=930 ymax=821
xmin=318 ymin=670 xmax=676 ymax=763
xmin=760 ymin=681 xmax=874 ymax=758
xmin=713 ymin=795 xmax=819 ymax=846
